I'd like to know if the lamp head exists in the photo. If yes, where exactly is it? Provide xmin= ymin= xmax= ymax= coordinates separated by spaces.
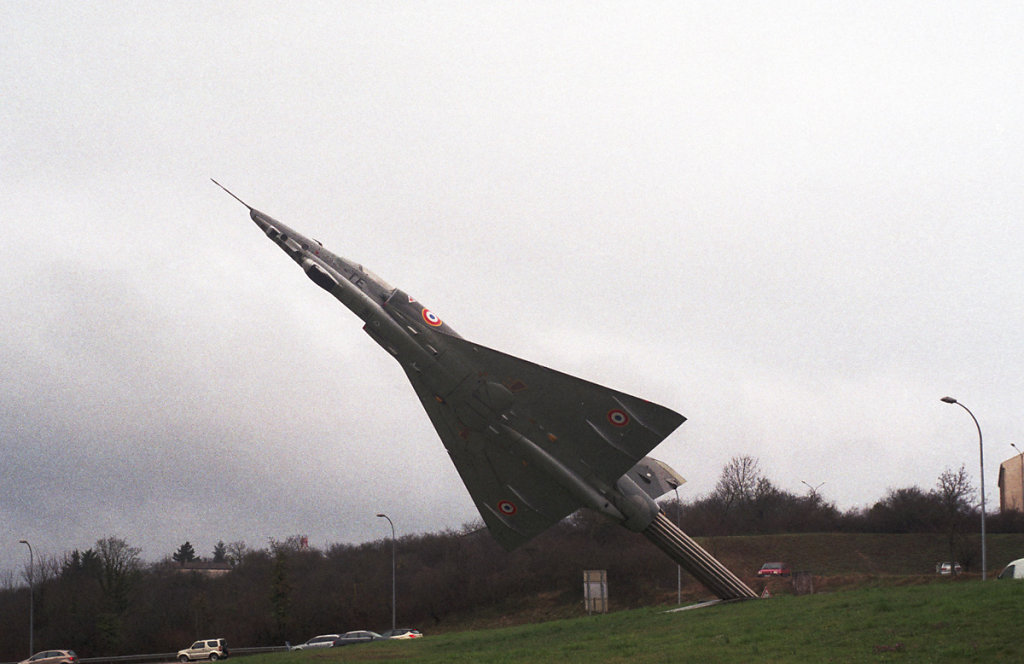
xmin=940 ymin=396 xmax=958 ymax=404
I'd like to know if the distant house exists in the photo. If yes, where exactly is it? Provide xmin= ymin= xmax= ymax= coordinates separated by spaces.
xmin=998 ymin=455 xmax=1024 ymax=512
xmin=175 ymin=561 xmax=232 ymax=576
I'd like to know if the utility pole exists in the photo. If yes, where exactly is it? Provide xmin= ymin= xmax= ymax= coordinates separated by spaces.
xmin=19 ymin=539 xmax=34 ymax=656
xmin=376 ymin=513 xmax=396 ymax=631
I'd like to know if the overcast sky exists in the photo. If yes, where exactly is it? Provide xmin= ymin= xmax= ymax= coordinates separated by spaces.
xmin=3 ymin=2 xmax=1023 ymax=578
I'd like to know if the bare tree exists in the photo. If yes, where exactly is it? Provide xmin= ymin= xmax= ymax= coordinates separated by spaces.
xmin=935 ymin=464 xmax=975 ymax=569
xmin=95 ymin=536 xmax=141 ymax=612
xmin=28 ymin=553 xmax=62 ymax=586
xmin=225 ymin=540 xmax=249 ymax=567
xmin=936 ymin=464 xmax=975 ymax=513
xmin=714 ymin=455 xmax=763 ymax=504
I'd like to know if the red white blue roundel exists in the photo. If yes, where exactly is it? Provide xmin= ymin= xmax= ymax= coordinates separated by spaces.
xmin=422 ymin=308 xmax=443 ymax=327
xmin=497 ymin=500 xmax=517 ymax=516
xmin=607 ymin=409 xmax=630 ymax=427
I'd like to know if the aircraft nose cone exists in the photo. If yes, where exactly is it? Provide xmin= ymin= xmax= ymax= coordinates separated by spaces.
xmin=250 ymin=208 xmax=272 ymax=231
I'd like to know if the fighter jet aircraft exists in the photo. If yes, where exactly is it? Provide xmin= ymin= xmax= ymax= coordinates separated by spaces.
xmin=215 ymin=181 xmax=756 ymax=600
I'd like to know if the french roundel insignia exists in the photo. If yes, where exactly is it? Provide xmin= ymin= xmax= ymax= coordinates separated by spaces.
xmin=422 ymin=308 xmax=443 ymax=326
xmin=497 ymin=500 xmax=517 ymax=515
xmin=607 ymin=409 xmax=630 ymax=426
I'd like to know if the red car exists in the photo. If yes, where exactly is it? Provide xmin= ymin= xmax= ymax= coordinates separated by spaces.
xmin=757 ymin=562 xmax=791 ymax=577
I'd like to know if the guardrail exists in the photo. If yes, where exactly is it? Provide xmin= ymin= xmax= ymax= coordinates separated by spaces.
xmin=3 ymin=646 xmax=288 ymax=664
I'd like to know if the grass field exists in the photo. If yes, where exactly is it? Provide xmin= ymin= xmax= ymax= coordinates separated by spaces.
xmin=246 ymin=579 xmax=1024 ymax=663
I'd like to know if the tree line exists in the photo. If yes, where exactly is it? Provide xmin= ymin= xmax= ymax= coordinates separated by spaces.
xmin=3 ymin=455 xmax=1021 ymax=660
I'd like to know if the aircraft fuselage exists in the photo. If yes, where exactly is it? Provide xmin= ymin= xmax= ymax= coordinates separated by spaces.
xmin=217 ymin=181 xmax=757 ymax=600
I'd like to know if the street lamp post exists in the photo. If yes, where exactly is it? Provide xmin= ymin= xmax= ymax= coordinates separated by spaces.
xmin=941 ymin=396 xmax=987 ymax=580
xmin=18 ymin=539 xmax=33 ymax=656
xmin=1011 ymin=444 xmax=1024 ymax=512
xmin=801 ymin=481 xmax=825 ymax=500
xmin=376 ymin=513 xmax=396 ymax=631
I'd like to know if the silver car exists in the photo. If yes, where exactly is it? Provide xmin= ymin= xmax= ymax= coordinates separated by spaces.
xmin=290 ymin=635 xmax=340 ymax=651
xmin=332 ymin=631 xmax=382 ymax=647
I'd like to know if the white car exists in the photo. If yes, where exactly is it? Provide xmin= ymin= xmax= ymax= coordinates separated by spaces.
xmin=19 ymin=651 xmax=78 ymax=664
xmin=380 ymin=628 xmax=423 ymax=640
xmin=997 ymin=557 xmax=1024 ymax=579
xmin=290 ymin=635 xmax=340 ymax=650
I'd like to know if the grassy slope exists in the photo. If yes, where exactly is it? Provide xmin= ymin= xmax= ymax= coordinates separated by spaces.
xmin=235 ymin=533 xmax=1024 ymax=663
xmin=253 ymin=581 xmax=1024 ymax=663
xmin=426 ymin=533 xmax=1024 ymax=629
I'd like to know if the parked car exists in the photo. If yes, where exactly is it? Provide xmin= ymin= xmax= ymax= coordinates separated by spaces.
xmin=997 ymin=557 xmax=1024 ymax=579
xmin=177 ymin=638 xmax=229 ymax=662
xmin=289 ymin=635 xmax=341 ymax=650
xmin=19 ymin=651 xmax=77 ymax=664
xmin=379 ymin=628 xmax=423 ymax=640
xmin=937 ymin=562 xmax=963 ymax=575
xmin=757 ymin=562 xmax=791 ymax=577
xmin=332 ymin=631 xmax=382 ymax=646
